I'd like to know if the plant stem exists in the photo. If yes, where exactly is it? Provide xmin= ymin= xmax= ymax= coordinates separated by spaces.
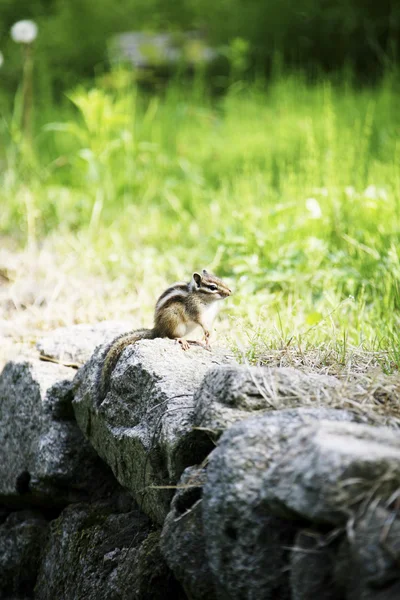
xmin=22 ymin=43 xmax=34 ymax=143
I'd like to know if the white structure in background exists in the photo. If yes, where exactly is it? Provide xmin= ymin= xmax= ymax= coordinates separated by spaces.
xmin=109 ymin=31 xmax=217 ymax=69
xmin=10 ymin=20 xmax=38 ymax=44
xmin=0 ymin=51 xmax=3 ymax=68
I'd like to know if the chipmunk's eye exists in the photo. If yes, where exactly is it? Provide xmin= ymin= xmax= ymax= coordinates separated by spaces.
xmin=209 ymin=284 xmax=218 ymax=291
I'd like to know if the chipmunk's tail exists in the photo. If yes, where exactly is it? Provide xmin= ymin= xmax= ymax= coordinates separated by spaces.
xmin=94 ymin=329 xmax=156 ymax=405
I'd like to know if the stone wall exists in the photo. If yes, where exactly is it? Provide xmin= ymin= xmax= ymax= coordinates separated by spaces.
xmin=1 ymin=323 xmax=399 ymax=599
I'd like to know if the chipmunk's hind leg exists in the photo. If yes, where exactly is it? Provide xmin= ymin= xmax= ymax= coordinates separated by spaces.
xmin=178 ymin=338 xmax=212 ymax=352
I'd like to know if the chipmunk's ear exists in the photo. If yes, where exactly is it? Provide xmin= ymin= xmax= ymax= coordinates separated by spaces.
xmin=192 ymin=272 xmax=202 ymax=287
xmin=202 ymin=269 xmax=209 ymax=276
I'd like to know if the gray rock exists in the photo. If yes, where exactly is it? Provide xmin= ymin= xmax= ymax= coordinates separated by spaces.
xmin=0 ymin=359 xmax=120 ymax=507
xmin=36 ymin=321 xmax=131 ymax=365
xmin=262 ymin=421 xmax=400 ymax=524
xmin=73 ymin=338 xmax=234 ymax=524
xmin=35 ymin=501 xmax=185 ymax=600
xmin=290 ymin=529 xmax=344 ymax=600
xmin=160 ymin=466 xmax=216 ymax=600
xmin=193 ymin=365 xmax=348 ymax=439
xmin=0 ymin=510 xmax=48 ymax=599
xmin=202 ymin=408 xmax=357 ymax=600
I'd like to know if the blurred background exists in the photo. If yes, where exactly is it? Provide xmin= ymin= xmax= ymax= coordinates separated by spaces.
xmin=1 ymin=0 xmax=400 ymax=370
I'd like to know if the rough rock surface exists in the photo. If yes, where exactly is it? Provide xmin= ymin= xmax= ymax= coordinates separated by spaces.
xmin=36 ymin=321 xmax=131 ymax=365
xmin=0 ymin=509 xmax=48 ymax=599
xmin=35 ymin=499 xmax=185 ymax=600
xmin=262 ymin=420 xmax=400 ymax=524
xmin=73 ymin=338 xmax=235 ymax=523
xmin=193 ymin=365 xmax=349 ymax=438
xmin=160 ymin=466 xmax=216 ymax=600
xmin=0 ymin=358 xmax=121 ymax=507
xmin=202 ymin=408 xmax=359 ymax=600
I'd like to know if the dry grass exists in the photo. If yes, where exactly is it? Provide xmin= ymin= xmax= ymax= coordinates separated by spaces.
xmin=228 ymin=336 xmax=400 ymax=428
xmin=0 ymin=238 xmax=152 ymax=370
xmin=256 ymin=339 xmax=400 ymax=425
xmin=256 ymin=346 xmax=391 ymax=377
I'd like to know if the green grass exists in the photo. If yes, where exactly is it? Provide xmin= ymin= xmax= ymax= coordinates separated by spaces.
xmin=1 ymin=69 xmax=400 ymax=369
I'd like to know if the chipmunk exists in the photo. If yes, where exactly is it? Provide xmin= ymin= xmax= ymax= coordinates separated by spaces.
xmin=95 ymin=269 xmax=231 ymax=404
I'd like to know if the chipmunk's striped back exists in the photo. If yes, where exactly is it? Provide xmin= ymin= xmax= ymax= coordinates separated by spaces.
xmin=155 ymin=282 xmax=189 ymax=312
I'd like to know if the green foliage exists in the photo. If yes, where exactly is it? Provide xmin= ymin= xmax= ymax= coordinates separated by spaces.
xmin=1 ymin=0 xmax=399 ymax=101
xmin=192 ymin=0 xmax=400 ymax=74
xmin=1 ymin=72 xmax=400 ymax=361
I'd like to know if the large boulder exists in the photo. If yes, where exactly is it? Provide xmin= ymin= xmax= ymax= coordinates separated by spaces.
xmin=0 ymin=359 xmax=120 ymax=507
xmin=202 ymin=408 xmax=359 ymax=600
xmin=193 ymin=365 xmax=343 ymax=437
xmin=73 ymin=338 xmax=235 ymax=523
xmin=192 ymin=364 xmax=400 ymax=437
xmin=35 ymin=499 xmax=185 ymax=600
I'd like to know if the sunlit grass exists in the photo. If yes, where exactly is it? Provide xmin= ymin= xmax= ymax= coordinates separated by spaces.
xmin=1 ymin=70 xmax=400 ymax=370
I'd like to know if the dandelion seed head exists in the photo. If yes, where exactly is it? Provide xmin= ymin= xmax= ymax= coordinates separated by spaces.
xmin=11 ymin=20 xmax=38 ymax=44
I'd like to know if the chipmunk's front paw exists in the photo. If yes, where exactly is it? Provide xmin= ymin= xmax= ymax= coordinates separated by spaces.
xmin=177 ymin=338 xmax=190 ymax=351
